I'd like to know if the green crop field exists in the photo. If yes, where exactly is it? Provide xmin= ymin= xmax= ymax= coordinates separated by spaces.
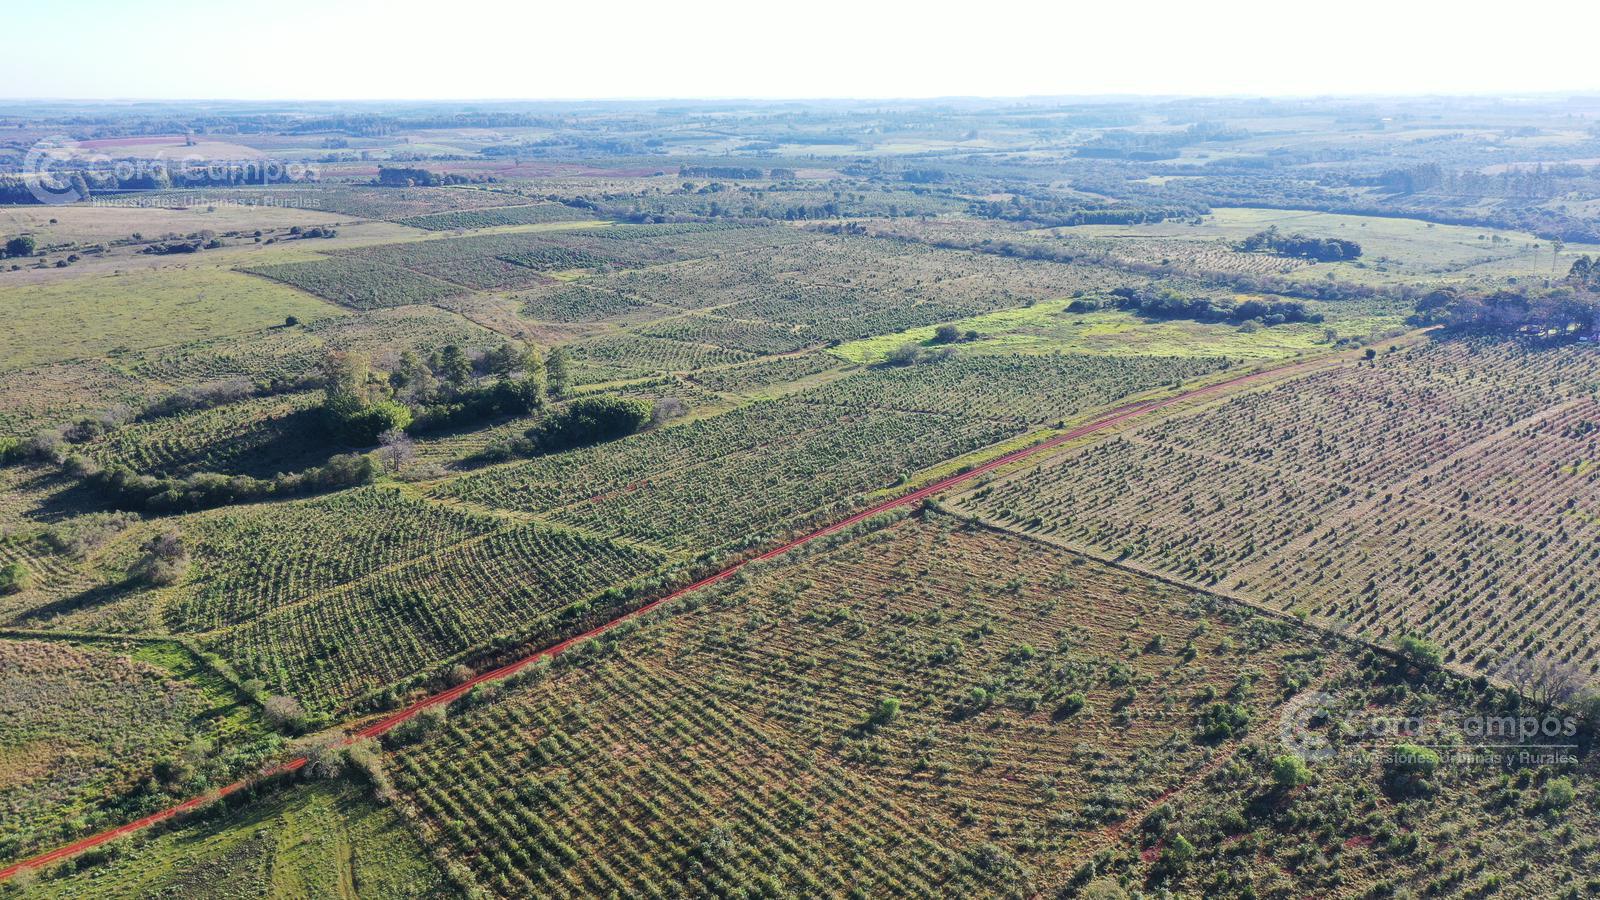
xmin=5 ymin=93 xmax=1600 ymax=900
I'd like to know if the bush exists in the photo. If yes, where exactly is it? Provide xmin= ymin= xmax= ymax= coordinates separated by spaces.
xmin=1199 ymin=702 xmax=1251 ymax=741
xmin=384 ymin=705 xmax=448 ymax=748
xmin=1386 ymin=743 xmax=1441 ymax=796
xmin=1396 ymin=635 xmax=1444 ymax=669
xmin=0 ymin=561 xmax=31 ymax=594
xmin=1541 ymin=777 xmax=1577 ymax=811
xmin=3 ymin=235 xmax=36 ymax=258
xmin=528 ymin=396 xmax=652 ymax=451
xmin=129 ymin=529 xmax=189 ymax=586
xmin=262 ymin=695 xmax=308 ymax=734
xmin=1272 ymin=753 xmax=1312 ymax=789
xmin=1055 ymin=692 xmax=1088 ymax=719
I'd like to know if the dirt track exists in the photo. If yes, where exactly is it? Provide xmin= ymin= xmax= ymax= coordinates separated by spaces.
xmin=0 ymin=354 xmax=1338 ymax=882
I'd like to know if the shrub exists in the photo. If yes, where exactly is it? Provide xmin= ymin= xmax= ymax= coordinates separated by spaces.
xmin=262 ymin=695 xmax=308 ymax=734
xmin=869 ymin=697 xmax=901 ymax=728
xmin=0 ymin=561 xmax=31 ymax=595
xmin=129 ymin=529 xmax=189 ymax=587
xmin=528 ymin=396 xmax=652 ymax=451
xmin=1199 ymin=702 xmax=1251 ymax=741
xmin=1055 ymin=692 xmax=1088 ymax=719
xmin=1386 ymin=743 xmax=1441 ymax=796
xmin=1272 ymin=753 xmax=1312 ymax=789
xmin=385 ymin=705 xmax=448 ymax=748
xmin=1541 ymin=777 xmax=1577 ymax=811
xmin=1396 ymin=635 xmax=1444 ymax=669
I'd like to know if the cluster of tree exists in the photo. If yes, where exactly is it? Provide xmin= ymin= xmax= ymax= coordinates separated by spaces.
xmin=476 ymin=395 xmax=678 ymax=462
xmin=1374 ymin=163 xmax=1445 ymax=194
xmin=140 ymin=238 xmax=221 ymax=255
xmin=83 ymin=452 xmax=375 ymax=512
xmin=931 ymin=324 xmax=980 ymax=344
xmin=1237 ymin=226 xmax=1362 ymax=261
xmin=967 ymin=194 xmax=1203 ymax=227
xmin=321 ymin=351 xmax=415 ymax=445
xmin=884 ymin=342 xmax=960 ymax=366
xmin=1566 ymin=254 xmax=1600 ymax=290
xmin=323 ymin=342 xmax=567 ymax=446
xmin=374 ymin=166 xmax=483 ymax=187
xmin=526 ymin=396 xmax=653 ymax=451
xmin=394 ymin=343 xmax=564 ymax=433
xmin=2 ymin=235 xmax=37 ymax=258
xmin=679 ymin=165 xmax=765 ymax=179
xmin=1410 ymin=284 xmax=1600 ymax=333
xmin=1099 ymin=287 xmax=1323 ymax=326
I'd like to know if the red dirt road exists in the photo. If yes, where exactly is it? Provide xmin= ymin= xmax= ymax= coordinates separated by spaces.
xmin=0 ymin=356 xmax=1332 ymax=882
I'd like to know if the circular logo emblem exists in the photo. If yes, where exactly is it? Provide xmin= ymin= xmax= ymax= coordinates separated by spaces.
xmin=1278 ymin=690 xmax=1339 ymax=761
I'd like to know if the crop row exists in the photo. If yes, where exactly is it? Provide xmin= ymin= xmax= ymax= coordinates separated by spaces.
xmin=567 ymin=335 xmax=757 ymax=384
xmin=88 ymin=391 xmax=324 ymax=478
xmin=685 ymin=352 xmax=846 ymax=395
xmin=441 ymin=396 xmax=1018 ymax=550
xmin=387 ymin=514 xmax=1319 ymax=897
xmin=545 ymin=408 xmax=1016 ymax=550
xmin=243 ymin=257 xmax=464 ymax=309
xmin=636 ymin=313 xmax=812 ymax=355
xmin=205 ymin=521 xmax=665 ymax=711
xmin=960 ymin=434 xmax=1360 ymax=585
xmin=954 ymin=337 xmax=1600 ymax=677
xmin=800 ymin=353 xmax=1232 ymax=424
xmin=165 ymin=486 xmax=506 ymax=632
xmin=396 ymin=203 xmax=598 ymax=231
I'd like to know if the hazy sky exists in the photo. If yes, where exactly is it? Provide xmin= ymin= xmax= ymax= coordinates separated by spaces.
xmin=5 ymin=0 xmax=1599 ymax=100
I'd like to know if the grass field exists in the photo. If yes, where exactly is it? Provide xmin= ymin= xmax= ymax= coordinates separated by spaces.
xmin=1060 ymin=207 xmax=1600 ymax=286
xmin=830 ymin=298 xmax=1402 ymax=364
xmin=0 ymin=268 xmax=341 ymax=371
xmin=0 ymin=637 xmax=272 ymax=865
xmin=0 ymin=204 xmax=341 ymax=247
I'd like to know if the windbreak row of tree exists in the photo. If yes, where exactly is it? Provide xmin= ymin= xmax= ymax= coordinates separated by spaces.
xmin=1073 ymin=287 xmax=1323 ymax=326
xmin=1236 ymin=226 xmax=1362 ymax=261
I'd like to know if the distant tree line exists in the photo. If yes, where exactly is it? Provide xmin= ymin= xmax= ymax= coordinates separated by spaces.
xmin=374 ymin=166 xmax=489 ymax=188
xmin=679 ymin=165 xmax=766 ymax=179
xmin=1237 ymin=226 xmax=1362 ymax=261
xmin=0 ymin=162 xmax=310 ymax=204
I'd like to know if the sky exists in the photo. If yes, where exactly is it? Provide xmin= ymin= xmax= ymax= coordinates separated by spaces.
xmin=4 ymin=0 xmax=1600 ymax=101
